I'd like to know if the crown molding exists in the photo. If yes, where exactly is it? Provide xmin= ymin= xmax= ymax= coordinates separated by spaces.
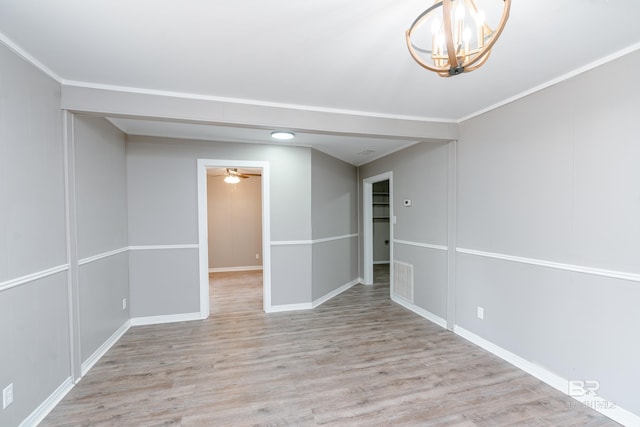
xmin=457 ymin=41 xmax=640 ymax=123
xmin=4 ymin=29 xmax=640 ymax=127
xmin=0 ymin=31 xmax=63 ymax=83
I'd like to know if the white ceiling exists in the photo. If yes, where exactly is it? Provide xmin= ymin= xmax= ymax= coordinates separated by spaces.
xmin=2 ymin=0 xmax=640 ymax=164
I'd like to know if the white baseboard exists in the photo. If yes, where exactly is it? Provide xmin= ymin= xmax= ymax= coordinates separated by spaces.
xmin=209 ymin=265 xmax=263 ymax=273
xmin=392 ymin=296 xmax=447 ymax=329
xmin=19 ymin=377 xmax=74 ymax=427
xmin=312 ymin=279 xmax=359 ymax=308
xmin=19 ymin=313 xmax=203 ymax=426
xmin=266 ymin=278 xmax=360 ymax=313
xmin=81 ymin=320 xmax=131 ymax=376
xmin=454 ymin=326 xmax=640 ymax=427
xmin=265 ymin=302 xmax=313 ymax=313
xmin=130 ymin=311 xmax=204 ymax=326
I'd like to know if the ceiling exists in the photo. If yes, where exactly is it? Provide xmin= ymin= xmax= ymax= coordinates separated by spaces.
xmin=2 ymin=0 xmax=640 ymax=164
xmin=108 ymin=117 xmax=427 ymax=165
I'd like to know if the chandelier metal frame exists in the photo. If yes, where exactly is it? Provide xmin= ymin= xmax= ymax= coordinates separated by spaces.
xmin=406 ymin=0 xmax=511 ymax=77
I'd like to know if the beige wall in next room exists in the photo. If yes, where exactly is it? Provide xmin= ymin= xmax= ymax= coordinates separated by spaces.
xmin=207 ymin=174 xmax=262 ymax=270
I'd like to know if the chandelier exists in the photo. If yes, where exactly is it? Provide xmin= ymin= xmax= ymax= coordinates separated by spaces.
xmin=406 ymin=0 xmax=511 ymax=77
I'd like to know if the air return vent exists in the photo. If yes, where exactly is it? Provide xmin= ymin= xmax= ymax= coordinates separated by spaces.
xmin=393 ymin=261 xmax=414 ymax=303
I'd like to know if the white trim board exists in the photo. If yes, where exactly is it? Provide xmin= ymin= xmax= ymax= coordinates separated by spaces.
xmin=270 ymin=233 xmax=358 ymax=246
xmin=4 ymin=27 xmax=640 ymax=130
xmin=265 ymin=302 xmax=313 ymax=313
xmin=19 ymin=377 xmax=75 ymax=427
xmin=363 ymin=172 xmax=394 ymax=287
xmin=395 ymin=239 xmax=448 ymax=251
xmin=266 ymin=278 xmax=360 ymax=313
xmin=129 ymin=244 xmax=199 ymax=251
xmin=312 ymin=279 xmax=360 ymax=308
xmin=197 ymin=158 xmax=272 ymax=315
xmin=457 ymin=248 xmax=640 ymax=283
xmin=454 ymin=326 xmax=640 ymax=427
xmin=78 ymin=247 xmax=128 ymax=266
xmin=0 ymin=264 xmax=69 ymax=292
xmin=209 ymin=266 xmax=263 ymax=273
xmin=130 ymin=311 xmax=205 ymax=326
xmin=62 ymin=80 xmax=454 ymax=125
xmin=457 ymin=41 xmax=640 ymax=123
xmin=80 ymin=320 xmax=131 ymax=376
xmin=392 ymin=296 xmax=447 ymax=329
xmin=0 ymin=31 xmax=63 ymax=83
xmin=312 ymin=233 xmax=358 ymax=244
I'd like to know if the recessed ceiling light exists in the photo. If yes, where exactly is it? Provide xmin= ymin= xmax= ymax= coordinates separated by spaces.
xmin=271 ymin=131 xmax=295 ymax=140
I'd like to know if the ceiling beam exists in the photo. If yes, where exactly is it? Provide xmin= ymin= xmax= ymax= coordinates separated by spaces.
xmin=61 ymin=84 xmax=458 ymax=142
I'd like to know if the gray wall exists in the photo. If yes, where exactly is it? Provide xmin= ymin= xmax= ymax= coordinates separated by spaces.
xmin=0 ymin=44 xmax=131 ymax=426
xmin=310 ymin=149 xmax=358 ymax=300
xmin=0 ymin=43 xmax=70 ymax=427
xmin=359 ymin=142 xmax=450 ymax=319
xmin=207 ymin=174 xmax=262 ymax=269
xmin=456 ymin=49 xmax=640 ymax=414
xmin=126 ymin=136 xmax=313 ymax=313
xmin=73 ymin=115 xmax=129 ymax=362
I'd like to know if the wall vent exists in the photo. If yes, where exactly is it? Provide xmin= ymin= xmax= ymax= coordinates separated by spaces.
xmin=393 ymin=261 xmax=414 ymax=303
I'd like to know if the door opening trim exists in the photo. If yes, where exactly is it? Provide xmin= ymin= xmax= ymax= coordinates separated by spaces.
xmin=197 ymin=159 xmax=271 ymax=315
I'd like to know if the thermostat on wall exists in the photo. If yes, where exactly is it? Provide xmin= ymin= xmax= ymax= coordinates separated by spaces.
xmin=403 ymin=199 xmax=412 ymax=207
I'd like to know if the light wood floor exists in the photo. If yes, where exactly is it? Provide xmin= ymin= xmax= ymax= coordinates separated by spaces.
xmin=42 ymin=266 xmax=617 ymax=426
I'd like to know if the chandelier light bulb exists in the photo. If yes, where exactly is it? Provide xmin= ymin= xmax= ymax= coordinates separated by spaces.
xmin=455 ymin=2 xmax=466 ymax=20
xmin=463 ymin=27 xmax=472 ymax=42
xmin=431 ymin=17 xmax=441 ymax=35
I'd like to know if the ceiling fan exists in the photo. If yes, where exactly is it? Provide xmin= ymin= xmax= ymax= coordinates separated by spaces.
xmin=213 ymin=168 xmax=261 ymax=184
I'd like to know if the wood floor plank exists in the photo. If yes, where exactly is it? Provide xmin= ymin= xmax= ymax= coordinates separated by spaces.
xmin=41 ymin=267 xmax=619 ymax=426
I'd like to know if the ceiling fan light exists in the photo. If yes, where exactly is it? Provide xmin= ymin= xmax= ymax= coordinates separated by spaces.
xmin=224 ymin=175 xmax=241 ymax=184
xmin=271 ymin=131 xmax=295 ymax=140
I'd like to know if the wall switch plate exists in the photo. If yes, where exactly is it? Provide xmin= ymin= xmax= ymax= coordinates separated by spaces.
xmin=393 ymin=216 xmax=397 ymax=224
xmin=477 ymin=306 xmax=484 ymax=320
xmin=256 ymin=253 xmax=260 ymax=260
xmin=3 ymin=383 xmax=13 ymax=409
xmin=122 ymin=298 xmax=127 ymax=310
xmin=403 ymin=199 xmax=412 ymax=207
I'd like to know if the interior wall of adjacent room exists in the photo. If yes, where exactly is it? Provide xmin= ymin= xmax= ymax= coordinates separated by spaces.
xmin=310 ymin=149 xmax=359 ymax=301
xmin=358 ymin=142 xmax=449 ymax=318
xmin=126 ymin=135 xmax=314 ymax=314
xmin=207 ymin=174 xmax=262 ymax=270
xmin=73 ymin=115 xmax=130 ymax=363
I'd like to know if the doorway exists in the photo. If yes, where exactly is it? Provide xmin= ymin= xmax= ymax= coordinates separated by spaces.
xmin=197 ymin=159 xmax=271 ymax=316
xmin=372 ymin=180 xmax=390 ymax=267
xmin=362 ymin=172 xmax=393 ymax=295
